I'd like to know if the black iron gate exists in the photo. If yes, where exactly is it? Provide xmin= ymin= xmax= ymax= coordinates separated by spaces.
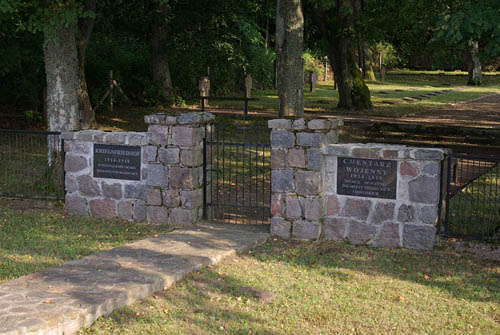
xmin=0 ymin=129 xmax=64 ymax=200
xmin=203 ymin=120 xmax=271 ymax=224
xmin=441 ymin=153 xmax=500 ymax=241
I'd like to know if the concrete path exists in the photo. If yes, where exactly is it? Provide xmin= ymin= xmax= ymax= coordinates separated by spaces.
xmin=0 ymin=223 xmax=269 ymax=335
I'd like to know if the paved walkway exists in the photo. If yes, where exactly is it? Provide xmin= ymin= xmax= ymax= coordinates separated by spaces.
xmin=0 ymin=223 xmax=269 ymax=335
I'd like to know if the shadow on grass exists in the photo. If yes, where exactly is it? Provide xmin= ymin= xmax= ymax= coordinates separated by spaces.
xmin=250 ymin=240 xmax=500 ymax=304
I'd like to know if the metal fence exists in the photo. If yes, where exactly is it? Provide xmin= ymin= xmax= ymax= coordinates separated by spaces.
xmin=0 ymin=129 xmax=64 ymax=200
xmin=203 ymin=119 xmax=271 ymax=224
xmin=441 ymin=153 xmax=500 ymax=241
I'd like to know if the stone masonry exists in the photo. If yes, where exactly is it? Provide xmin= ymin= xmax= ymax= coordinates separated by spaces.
xmin=268 ymin=118 xmax=445 ymax=251
xmin=63 ymin=112 xmax=213 ymax=225
xmin=268 ymin=118 xmax=343 ymax=241
xmin=324 ymin=144 xmax=445 ymax=250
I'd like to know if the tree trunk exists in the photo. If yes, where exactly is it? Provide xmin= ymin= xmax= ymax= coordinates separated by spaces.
xmin=148 ymin=1 xmax=174 ymax=99
xmin=77 ymin=0 xmax=96 ymax=129
xmin=313 ymin=2 xmax=371 ymax=110
xmin=44 ymin=22 xmax=80 ymax=133
xmin=467 ymin=41 xmax=482 ymax=86
xmin=276 ymin=0 xmax=304 ymax=117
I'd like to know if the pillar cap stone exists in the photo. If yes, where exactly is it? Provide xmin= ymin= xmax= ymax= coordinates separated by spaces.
xmin=144 ymin=112 xmax=215 ymax=125
xmin=268 ymin=118 xmax=343 ymax=130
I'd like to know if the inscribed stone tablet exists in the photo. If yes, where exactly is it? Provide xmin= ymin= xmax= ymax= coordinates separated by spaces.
xmin=93 ymin=144 xmax=141 ymax=181
xmin=337 ymin=157 xmax=397 ymax=199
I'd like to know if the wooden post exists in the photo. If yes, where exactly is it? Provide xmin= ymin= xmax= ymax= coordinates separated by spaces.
xmin=109 ymin=70 xmax=114 ymax=112
xmin=199 ymin=76 xmax=210 ymax=108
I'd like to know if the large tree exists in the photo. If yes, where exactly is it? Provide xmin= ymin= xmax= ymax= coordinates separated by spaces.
xmin=276 ymin=0 xmax=304 ymax=117
xmin=435 ymin=0 xmax=500 ymax=85
xmin=311 ymin=0 xmax=371 ymax=110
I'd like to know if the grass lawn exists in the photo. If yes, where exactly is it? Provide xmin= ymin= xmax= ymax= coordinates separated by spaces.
xmin=95 ymin=71 xmax=500 ymax=132
xmin=81 ymin=239 xmax=500 ymax=335
xmin=0 ymin=208 xmax=173 ymax=283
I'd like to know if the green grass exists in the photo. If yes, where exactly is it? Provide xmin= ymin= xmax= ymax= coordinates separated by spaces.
xmin=448 ymin=163 xmax=500 ymax=238
xmin=0 ymin=209 xmax=173 ymax=282
xmin=94 ymin=71 xmax=500 ymax=131
xmin=81 ymin=239 xmax=500 ymax=335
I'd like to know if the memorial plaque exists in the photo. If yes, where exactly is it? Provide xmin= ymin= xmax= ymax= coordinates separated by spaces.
xmin=337 ymin=157 xmax=397 ymax=199
xmin=93 ymin=144 xmax=141 ymax=181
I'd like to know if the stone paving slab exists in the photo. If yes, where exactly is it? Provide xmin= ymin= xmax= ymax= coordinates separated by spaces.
xmin=0 ymin=223 xmax=269 ymax=335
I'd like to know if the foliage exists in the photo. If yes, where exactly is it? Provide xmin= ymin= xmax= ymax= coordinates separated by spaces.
xmin=302 ymin=51 xmax=324 ymax=77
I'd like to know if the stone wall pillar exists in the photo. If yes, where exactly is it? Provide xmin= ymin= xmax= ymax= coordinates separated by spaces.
xmin=268 ymin=118 xmax=343 ymax=240
xmin=144 ymin=112 xmax=214 ymax=225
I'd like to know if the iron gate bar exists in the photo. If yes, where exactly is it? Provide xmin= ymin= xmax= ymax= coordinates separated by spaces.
xmin=442 ymin=152 xmax=500 ymax=240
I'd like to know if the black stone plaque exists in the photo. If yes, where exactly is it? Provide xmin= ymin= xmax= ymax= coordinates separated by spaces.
xmin=337 ymin=157 xmax=397 ymax=199
xmin=93 ymin=144 xmax=141 ymax=181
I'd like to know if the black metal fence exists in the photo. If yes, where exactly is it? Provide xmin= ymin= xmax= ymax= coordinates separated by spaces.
xmin=441 ymin=153 xmax=500 ymax=241
xmin=203 ymin=119 xmax=271 ymax=224
xmin=0 ymin=129 xmax=64 ymax=200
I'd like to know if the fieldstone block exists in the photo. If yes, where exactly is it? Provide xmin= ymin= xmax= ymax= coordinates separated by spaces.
xmin=147 ymin=206 xmax=169 ymax=224
xmin=325 ymin=146 xmax=350 ymax=156
xmin=142 ymin=146 xmax=158 ymax=163
xmin=133 ymin=200 xmax=147 ymax=221
xmin=268 ymin=119 xmax=292 ymax=129
xmin=322 ymin=130 xmax=339 ymax=145
xmin=65 ymin=154 xmax=88 ymax=173
xmin=74 ymin=130 xmax=97 ymax=141
xmin=271 ymin=193 xmax=285 ymax=216
xmin=352 ymin=147 xmax=380 ymax=159
xmin=170 ymin=208 xmax=197 ymax=225
xmin=105 ymin=132 xmax=126 ymax=144
xmin=147 ymin=188 xmax=162 ymax=206
xmin=397 ymin=204 xmax=415 ymax=223
xmin=149 ymin=125 xmax=169 ymax=145
xmin=67 ymin=142 xmax=91 ymax=154
xmin=299 ymin=197 xmax=322 ymax=221
xmin=306 ymin=148 xmax=323 ymax=171
xmin=293 ymin=220 xmax=321 ymax=240
xmin=65 ymin=193 xmax=89 ymax=216
xmin=343 ymin=198 xmax=372 ymax=221
xmin=325 ymin=195 xmax=341 ymax=216
xmin=400 ymin=162 xmax=419 ymax=177
xmin=418 ymin=205 xmax=438 ymax=225
xmin=147 ymin=164 xmax=169 ymax=187
xmin=158 ymin=147 xmax=180 ymax=164
xmin=270 ymin=130 xmax=295 ymax=148
xmin=128 ymin=133 xmax=148 ymax=146
xmin=307 ymin=119 xmax=330 ymax=130
xmin=324 ymin=217 xmax=349 ymax=241
xmin=271 ymin=149 xmax=286 ymax=169
xmin=296 ymin=132 xmax=321 ymax=147
xmin=287 ymin=149 xmax=306 ymax=168
xmin=65 ymin=174 xmax=78 ymax=193
xmin=348 ymin=222 xmax=377 ymax=245
xmin=423 ymin=162 xmax=440 ymax=176
xmin=295 ymin=171 xmax=322 ymax=195
xmin=117 ymin=200 xmax=134 ymax=221
xmin=124 ymin=183 xmax=148 ymax=200
xmin=162 ymin=189 xmax=181 ymax=208
xmin=370 ymin=222 xmax=401 ymax=248
xmin=77 ymin=175 xmax=101 ymax=197
xmin=89 ymin=198 xmax=116 ymax=219
xmin=409 ymin=176 xmax=439 ymax=204
xmin=170 ymin=167 xmax=200 ymax=189
xmin=102 ymin=182 xmax=122 ymax=200
xmin=285 ymin=196 xmax=302 ymax=219
xmin=402 ymin=224 xmax=436 ymax=250
xmin=270 ymin=217 xmax=291 ymax=238
xmin=181 ymin=189 xmax=203 ymax=209
xmin=411 ymin=149 xmax=444 ymax=160
xmin=271 ymin=169 xmax=294 ymax=193
xmin=172 ymin=126 xmax=204 ymax=147
xmin=180 ymin=149 xmax=203 ymax=167
xmin=371 ymin=202 xmax=395 ymax=224
xmin=144 ymin=113 xmax=166 ymax=124
xmin=178 ymin=113 xmax=203 ymax=125
xmin=292 ymin=119 xmax=306 ymax=130
xmin=382 ymin=150 xmax=399 ymax=159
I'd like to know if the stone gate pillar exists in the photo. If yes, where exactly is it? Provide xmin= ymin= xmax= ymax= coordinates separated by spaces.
xmin=268 ymin=118 xmax=343 ymax=240
xmin=144 ymin=112 xmax=214 ymax=225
